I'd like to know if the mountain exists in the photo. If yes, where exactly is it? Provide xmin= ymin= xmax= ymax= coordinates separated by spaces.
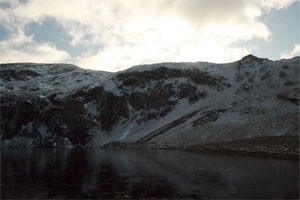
xmin=0 ymin=55 xmax=299 ymax=155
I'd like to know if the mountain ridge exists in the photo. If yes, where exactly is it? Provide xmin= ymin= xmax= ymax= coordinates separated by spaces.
xmin=1 ymin=55 xmax=299 ymax=155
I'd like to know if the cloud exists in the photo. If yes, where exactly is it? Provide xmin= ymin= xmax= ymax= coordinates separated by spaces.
xmin=0 ymin=30 xmax=70 ymax=63
xmin=258 ymin=0 xmax=298 ymax=10
xmin=280 ymin=44 xmax=300 ymax=59
xmin=0 ymin=0 xmax=298 ymax=71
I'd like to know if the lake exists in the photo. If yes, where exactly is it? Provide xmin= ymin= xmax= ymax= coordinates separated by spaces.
xmin=1 ymin=148 xmax=299 ymax=199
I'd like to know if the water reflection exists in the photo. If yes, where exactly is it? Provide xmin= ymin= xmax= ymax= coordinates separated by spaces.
xmin=1 ymin=148 xmax=299 ymax=199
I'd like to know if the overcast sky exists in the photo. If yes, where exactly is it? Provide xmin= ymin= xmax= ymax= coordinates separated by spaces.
xmin=0 ymin=0 xmax=299 ymax=72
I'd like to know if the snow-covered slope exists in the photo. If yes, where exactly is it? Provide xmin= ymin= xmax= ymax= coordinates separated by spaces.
xmin=0 ymin=56 xmax=299 ymax=155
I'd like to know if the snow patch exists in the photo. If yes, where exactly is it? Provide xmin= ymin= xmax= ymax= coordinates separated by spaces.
xmin=38 ymin=125 xmax=48 ymax=139
xmin=118 ymin=123 xmax=135 ymax=141
xmin=38 ymin=83 xmax=53 ymax=91
xmin=39 ymin=95 xmax=46 ymax=99
xmin=84 ymin=101 xmax=99 ymax=116
xmin=63 ymin=137 xmax=73 ymax=147
xmin=104 ymin=79 xmax=122 ymax=96
xmin=21 ymin=122 xmax=33 ymax=133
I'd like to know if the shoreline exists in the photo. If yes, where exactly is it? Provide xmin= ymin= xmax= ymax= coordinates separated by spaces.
xmin=1 ymin=145 xmax=299 ymax=161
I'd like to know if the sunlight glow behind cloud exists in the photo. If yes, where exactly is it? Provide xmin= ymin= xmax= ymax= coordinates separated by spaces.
xmin=0 ymin=0 xmax=298 ymax=71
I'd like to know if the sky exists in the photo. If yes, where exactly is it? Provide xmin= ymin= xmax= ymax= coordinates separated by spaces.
xmin=0 ymin=0 xmax=299 ymax=72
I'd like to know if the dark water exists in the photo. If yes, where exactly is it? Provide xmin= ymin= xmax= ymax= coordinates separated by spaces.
xmin=1 ymin=148 xmax=299 ymax=199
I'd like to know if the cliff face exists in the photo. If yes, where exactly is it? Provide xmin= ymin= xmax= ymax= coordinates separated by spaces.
xmin=0 ymin=55 xmax=299 ymax=154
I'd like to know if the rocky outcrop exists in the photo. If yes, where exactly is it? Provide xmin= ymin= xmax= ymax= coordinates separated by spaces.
xmin=0 ymin=56 xmax=299 ymax=155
